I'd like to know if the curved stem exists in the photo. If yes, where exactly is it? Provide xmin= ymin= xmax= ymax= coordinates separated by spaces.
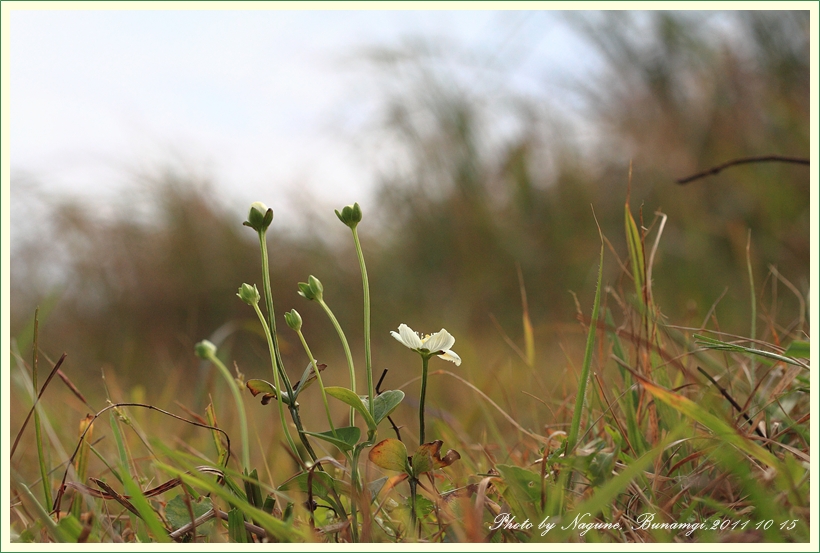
xmin=295 ymin=329 xmax=337 ymax=438
xmin=257 ymin=231 xmax=294 ymax=396
xmin=409 ymin=477 xmax=418 ymax=535
xmin=252 ymin=302 xmax=302 ymax=464
xmin=206 ymin=353 xmax=250 ymax=470
xmin=419 ymin=355 xmax=430 ymax=445
xmin=351 ymin=228 xmax=374 ymax=417
xmin=349 ymin=448 xmax=361 ymax=543
xmin=318 ymin=298 xmax=357 ymax=427
xmin=258 ymin=231 xmax=321 ymax=465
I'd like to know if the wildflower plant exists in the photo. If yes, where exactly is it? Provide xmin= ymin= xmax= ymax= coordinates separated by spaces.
xmin=230 ymin=200 xmax=418 ymax=541
xmin=390 ymin=324 xmax=461 ymax=444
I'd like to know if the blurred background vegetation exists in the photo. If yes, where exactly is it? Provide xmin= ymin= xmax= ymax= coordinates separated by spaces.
xmin=10 ymin=11 xmax=810 ymax=449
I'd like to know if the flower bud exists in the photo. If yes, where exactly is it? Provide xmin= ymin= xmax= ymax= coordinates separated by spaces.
xmin=243 ymin=201 xmax=273 ymax=232
xmin=284 ymin=309 xmax=302 ymax=331
xmin=334 ymin=202 xmax=362 ymax=229
xmin=194 ymin=339 xmax=217 ymax=359
xmin=237 ymin=283 xmax=261 ymax=306
xmin=297 ymin=275 xmax=324 ymax=302
xmin=308 ymin=275 xmax=323 ymax=296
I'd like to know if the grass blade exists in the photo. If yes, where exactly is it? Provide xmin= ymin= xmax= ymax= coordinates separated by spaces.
xmin=228 ymin=507 xmax=249 ymax=543
xmin=13 ymin=474 xmax=70 ymax=542
xmin=694 ymin=334 xmax=808 ymax=369
xmin=109 ymin=412 xmax=172 ymax=542
xmin=31 ymin=308 xmax=52 ymax=509
xmin=624 ymin=202 xmax=645 ymax=304
xmin=566 ymin=240 xmax=604 ymax=454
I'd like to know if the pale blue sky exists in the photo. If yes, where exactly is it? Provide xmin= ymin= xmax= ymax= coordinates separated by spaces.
xmin=10 ymin=9 xmax=595 ymax=228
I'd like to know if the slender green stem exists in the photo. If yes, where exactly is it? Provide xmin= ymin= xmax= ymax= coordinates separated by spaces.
xmin=317 ymin=299 xmax=357 ymax=427
xmin=295 ymin=329 xmax=337 ymax=437
xmin=257 ymin=231 xmax=295 ymax=396
xmin=257 ymin=231 xmax=321 ymax=465
xmin=419 ymin=355 xmax=430 ymax=445
xmin=31 ymin=308 xmax=52 ymax=509
xmin=349 ymin=448 xmax=362 ymax=543
xmin=252 ymin=302 xmax=302 ymax=464
xmin=746 ymin=229 xmax=756 ymax=344
xmin=351 ymin=228 xmax=374 ymax=417
xmin=409 ymin=477 xmax=418 ymax=534
xmin=566 ymin=243 xmax=604 ymax=454
xmin=205 ymin=353 xmax=250 ymax=470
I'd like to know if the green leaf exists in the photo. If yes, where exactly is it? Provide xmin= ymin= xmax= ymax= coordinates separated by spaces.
xmin=363 ymin=390 xmax=405 ymax=425
xmin=262 ymin=495 xmax=275 ymax=515
xmin=496 ymin=464 xmax=541 ymax=520
xmin=165 ymin=494 xmax=211 ymax=530
xmin=625 ymin=202 xmax=645 ymax=303
xmin=55 ymin=514 xmax=83 ymax=543
xmin=695 ymin=335 xmax=808 ymax=368
xmin=368 ymin=438 xmax=409 ymax=473
xmin=303 ymin=426 xmax=361 ymax=452
xmin=246 ymin=379 xmax=293 ymax=406
xmin=243 ymin=468 xmax=263 ymax=509
xmin=325 ymin=387 xmax=377 ymax=430
xmin=784 ymin=340 xmax=810 ymax=359
xmin=228 ymin=507 xmax=248 ymax=543
xmin=407 ymin=494 xmax=435 ymax=519
xmin=496 ymin=464 xmax=541 ymax=504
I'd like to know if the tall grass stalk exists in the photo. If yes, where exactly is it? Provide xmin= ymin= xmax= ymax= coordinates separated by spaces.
xmin=31 ymin=308 xmax=52 ymax=509
xmin=565 ymin=240 xmax=604 ymax=454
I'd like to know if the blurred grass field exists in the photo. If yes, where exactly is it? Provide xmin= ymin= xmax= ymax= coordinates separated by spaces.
xmin=8 ymin=11 xmax=811 ymax=543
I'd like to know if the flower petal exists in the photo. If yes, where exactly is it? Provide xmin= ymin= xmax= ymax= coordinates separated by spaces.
xmin=437 ymin=349 xmax=461 ymax=366
xmin=422 ymin=329 xmax=455 ymax=353
xmin=396 ymin=324 xmax=423 ymax=349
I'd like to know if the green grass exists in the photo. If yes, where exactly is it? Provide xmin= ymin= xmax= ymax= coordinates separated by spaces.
xmin=8 ymin=197 xmax=810 ymax=544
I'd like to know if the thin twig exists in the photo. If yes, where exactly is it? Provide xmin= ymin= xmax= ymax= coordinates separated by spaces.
xmin=696 ymin=367 xmax=766 ymax=440
xmin=376 ymin=369 xmax=404 ymax=441
xmin=11 ymin=353 xmax=67 ymax=458
xmin=676 ymin=155 xmax=809 ymax=185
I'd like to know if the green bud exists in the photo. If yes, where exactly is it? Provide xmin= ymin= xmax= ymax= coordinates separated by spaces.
xmin=297 ymin=275 xmax=324 ymax=302
xmin=297 ymin=282 xmax=315 ymax=301
xmin=334 ymin=202 xmax=363 ymax=229
xmin=284 ymin=309 xmax=302 ymax=331
xmin=308 ymin=275 xmax=323 ymax=296
xmin=194 ymin=339 xmax=217 ymax=359
xmin=237 ymin=283 xmax=261 ymax=306
xmin=243 ymin=201 xmax=273 ymax=232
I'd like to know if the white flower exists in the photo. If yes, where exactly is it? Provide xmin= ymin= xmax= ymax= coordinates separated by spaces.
xmin=391 ymin=323 xmax=462 ymax=366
